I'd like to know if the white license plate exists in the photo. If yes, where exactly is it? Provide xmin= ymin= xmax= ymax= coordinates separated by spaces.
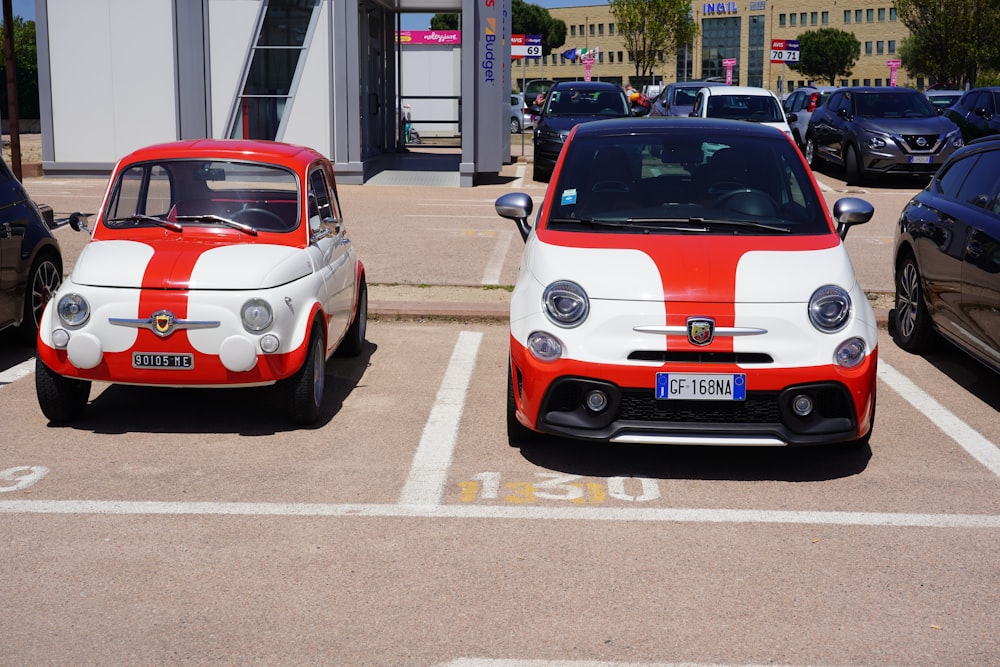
xmin=133 ymin=352 xmax=194 ymax=369
xmin=655 ymin=373 xmax=746 ymax=401
xmin=909 ymin=156 xmax=932 ymax=164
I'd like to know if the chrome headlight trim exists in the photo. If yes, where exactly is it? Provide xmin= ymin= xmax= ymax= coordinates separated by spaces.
xmin=809 ymin=285 xmax=852 ymax=333
xmin=835 ymin=337 xmax=867 ymax=368
xmin=240 ymin=298 xmax=274 ymax=332
xmin=542 ymin=280 xmax=589 ymax=328
xmin=57 ymin=293 xmax=90 ymax=327
xmin=527 ymin=331 xmax=563 ymax=362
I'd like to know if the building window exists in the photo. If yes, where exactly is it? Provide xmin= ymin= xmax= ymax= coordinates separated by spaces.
xmin=865 ymin=41 xmax=873 ymax=55
xmin=570 ymin=25 xmax=576 ymax=37
xmin=822 ymin=11 xmax=829 ymax=25
xmin=229 ymin=0 xmax=314 ymax=140
xmin=578 ymin=24 xmax=584 ymax=35
xmin=840 ymin=79 xmax=848 ymax=87
xmin=875 ymin=78 xmax=883 ymax=86
xmin=863 ymin=78 xmax=871 ymax=86
xmin=619 ymin=51 xmax=624 ymax=63
xmin=589 ymin=23 xmax=595 ymax=36
xmin=800 ymin=13 xmax=806 ymax=25
xmin=779 ymin=13 xmax=786 ymax=27
xmin=877 ymin=41 xmax=884 ymax=54
xmin=867 ymin=9 xmax=874 ymax=22
xmin=811 ymin=12 xmax=817 ymax=25
xmin=890 ymin=8 xmax=897 ymax=21
xmin=852 ymin=79 xmax=859 ymax=86
xmin=878 ymin=8 xmax=885 ymax=21
xmin=844 ymin=10 xmax=850 ymax=24
xmin=888 ymin=40 xmax=896 ymax=53
xmin=598 ymin=24 xmax=604 ymax=36
xmin=609 ymin=23 xmax=615 ymax=35
xmin=789 ymin=13 xmax=796 ymax=26
xmin=855 ymin=9 xmax=862 ymax=22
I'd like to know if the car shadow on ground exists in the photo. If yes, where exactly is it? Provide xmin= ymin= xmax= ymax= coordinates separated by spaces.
xmin=53 ymin=341 xmax=377 ymax=436
xmin=516 ymin=437 xmax=871 ymax=482
xmin=918 ymin=345 xmax=1000 ymax=411
xmin=810 ymin=162 xmax=933 ymax=191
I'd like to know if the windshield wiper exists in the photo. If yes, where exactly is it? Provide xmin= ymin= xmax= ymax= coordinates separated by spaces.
xmin=175 ymin=214 xmax=258 ymax=236
xmin=627 ymin=216 xmax=792 ymax=234
xmin=549 ymin=216 xmax=633 ymax=229
xmin=105 ymin=214 xmax=183 ymax=233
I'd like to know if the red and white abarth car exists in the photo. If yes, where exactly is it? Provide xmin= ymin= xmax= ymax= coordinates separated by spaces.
xmin=36 ymin=139 xmax=366 ymax=424
xmin=497 ymin=118 xmax=878 ymax=447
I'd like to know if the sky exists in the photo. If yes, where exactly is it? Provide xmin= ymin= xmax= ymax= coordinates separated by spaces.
xmin=12 ymin=0 xmax=34 ymax=20
xmin=400 ymin=0 xmax=603 ymax=30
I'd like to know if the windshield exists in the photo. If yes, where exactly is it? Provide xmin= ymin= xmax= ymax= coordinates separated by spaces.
xmin=545 ymin=89 xmax=629 ymax=117
xmin=546 ymin=132 xmax=829 ymax=235
xmin=854 ymin=91 xmax=937 ymax=118
xmin=103 ymin=159 xmax=300 ymax=232
xmin=705 ymin=93 xmax=785 ymax=123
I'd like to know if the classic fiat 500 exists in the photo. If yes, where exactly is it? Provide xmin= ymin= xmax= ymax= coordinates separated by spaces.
xmin=496 ymin=118 xmax=878 ymax=447
xmin=36 ymin=139 xmax=366 ymax=424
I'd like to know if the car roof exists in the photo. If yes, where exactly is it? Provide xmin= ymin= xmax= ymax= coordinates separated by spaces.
xmin=668 ymin=80 xmax=726 ymax=89
xmin=700 ymin=85 xmax=779 ymax=98
xmin=837 ymin=86 xmax=920 ymax=94
xmin=551 ymin=81 xmax=622 ymax=91
xmin=118 ymin=139 xmax=326 ymax=170
xmin=793 ymin=85 xmax=838 ymax=92
xmin=571 ymin=117 xmax=791 ymax=140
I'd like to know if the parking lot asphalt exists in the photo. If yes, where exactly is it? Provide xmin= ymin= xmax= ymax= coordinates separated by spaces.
xmin=20 ymin=134 xmax=896 ymax=326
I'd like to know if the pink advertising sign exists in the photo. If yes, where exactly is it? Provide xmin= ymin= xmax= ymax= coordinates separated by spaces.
xmin=395 ymin=30 xmax=461 ymax=45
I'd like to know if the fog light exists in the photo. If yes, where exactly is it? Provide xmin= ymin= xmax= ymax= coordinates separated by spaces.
xmin=584 ymin=389 xmax=609 ymax=413
xmin=835 ymin=337 xmax=866 ymax=368
xmin=792 ymin=394 xmax=814 ymax=417
xmin=52 ymin=328 xmax=69 ymax=348
xmin=259 ymin=333 xmax=280 ymax=353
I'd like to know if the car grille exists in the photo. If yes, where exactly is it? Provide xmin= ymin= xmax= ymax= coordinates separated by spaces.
xmin=901 ymin=134 xmax=939 ymax=151
xmin=618 ymin=389 xmax=781 ymax=423
xmin=628 ymin=351 xmax=773 ymax=364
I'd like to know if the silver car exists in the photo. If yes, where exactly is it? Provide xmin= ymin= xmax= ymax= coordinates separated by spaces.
xmin=783 ymin=85 xmax=837 ymax=150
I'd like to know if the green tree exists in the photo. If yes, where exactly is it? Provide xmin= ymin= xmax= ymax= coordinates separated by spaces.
xmin=430 ymin=1 xmax=566 ymax=57
xmin=608 ymin=0 xmax=697 ymax=80
xmin=793 ymin=28 xmax=860 ymax=86
xmin=0 ymin=16 xmax=39 ymax=119
xmin=894 ymin=0 xmax=1000 ymax=87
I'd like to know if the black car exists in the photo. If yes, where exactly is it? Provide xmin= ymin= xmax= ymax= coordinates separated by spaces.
xmin=890 ymin=135 xmax=1000 ymax=374
xmin=649 ymin=80 xmax=726 ymax=118
xmin=531 ymin=81 xmax=631 ymax=182
xmin=943 ymin=86 xmax=1000 ymax=142
xmin=805 ymin=86 xmax=964 ymax=185
xmin=0 ymin=155 xmax=62 ymax=343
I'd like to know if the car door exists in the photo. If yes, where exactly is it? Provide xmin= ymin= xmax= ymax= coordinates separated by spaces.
xmin=307 ymin=165 xmax=353 ymax=350
xmin=0 ymin=161 xmax=32 ymax=328
xmin=959 ymin=149 xmax=1000 ymax=365
xmin=811 ymin=91 xmax=846 ymax=165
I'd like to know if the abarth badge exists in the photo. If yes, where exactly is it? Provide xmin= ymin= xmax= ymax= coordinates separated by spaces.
xmin=687 ymin=317 xmax=715 ymax=346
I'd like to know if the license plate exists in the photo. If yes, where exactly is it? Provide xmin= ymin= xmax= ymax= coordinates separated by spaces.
xmin=133 ymin=352 xmax=194 ymax=369
xmin=655 ymin=373 xmax=746 ymax=401
xmin=909 ymin=156 xmax=932 ymax=164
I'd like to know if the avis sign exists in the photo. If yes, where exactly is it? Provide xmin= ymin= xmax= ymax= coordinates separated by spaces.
xmin=770 ymin=39 xmax=800 ymax=63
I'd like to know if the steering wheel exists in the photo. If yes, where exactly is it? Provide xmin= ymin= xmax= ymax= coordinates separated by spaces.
xmin=231 ymin=206 xmax=286 ymax=228
xmin=711 ymin=188 xmax=779 ymax=217
xmin=706 ymin=180 xmax=745 ymax=197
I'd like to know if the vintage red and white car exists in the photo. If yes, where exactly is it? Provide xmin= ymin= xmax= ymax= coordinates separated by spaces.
xmin=36 ymin=139 xmax=366 ymax=424
xmin=498 ymin=118 xmax=878 ymax=447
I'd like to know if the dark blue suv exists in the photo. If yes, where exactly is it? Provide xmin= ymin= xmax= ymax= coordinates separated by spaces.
xmin=531 ymin=81 xmax=631 ymax=183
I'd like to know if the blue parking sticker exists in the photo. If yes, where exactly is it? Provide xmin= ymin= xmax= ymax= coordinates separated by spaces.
xmin=561 ymin=189 xmax=577 ymax=205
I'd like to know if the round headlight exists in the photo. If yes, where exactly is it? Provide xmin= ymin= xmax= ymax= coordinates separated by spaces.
xmin=542 ymin=280 xmax=589 ymax=328
xmin=241 ymin=298 xmax=273 ymax=332
xmin=835 ymin=337 xmax=867 ymax=368
xmin=527 ymin=331 xmax=563 ymax=362
xmin=809 ymin=285 xmax=851 ymax=332
xmin=57 ymin=293 xmax=90 ymax=327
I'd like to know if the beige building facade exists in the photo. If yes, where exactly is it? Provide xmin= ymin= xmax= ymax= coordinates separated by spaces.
xmin=513 ymin=1 xmax=925 ymax=96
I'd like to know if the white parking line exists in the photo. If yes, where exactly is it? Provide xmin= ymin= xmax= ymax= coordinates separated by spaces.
xmin=0 ymin=358 xmax=35 ymax=386
xmin=879 ymin=360 xmax=1000 ymax=478
xmin=441 ymin=660 xmax=860 ymax=667
xmin=398 ymin=330 xmax=483 ymax=507
xmin=1 ymin=498 xmax=998 ymax=528
xmin=481 ymin=229 xmax=513 ymax=285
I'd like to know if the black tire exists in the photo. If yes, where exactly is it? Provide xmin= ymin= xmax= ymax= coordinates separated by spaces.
xmin=18 ymin=253 xmax=61 ymax=344
xmin=844 ymin=392 xmax=876 ymax=451
xmin=893 ymin=252 xmax=937 ymax=352
xmin=335 ymin=276 xmax=367 ymax=357
xmin=510 ymin=117 xmax=521 ymax=134
xmin=35 ymin=358 xmax=90 ymax=423
xmin=283 ymin=326 xmax=326 ymax=424
xmin=804 ymin=134 xmax=819 ymax=169
xmin=844 ymin=144 xmax=864 ymax=185
xmin=507 ymin=361 xmax=541 ymax=447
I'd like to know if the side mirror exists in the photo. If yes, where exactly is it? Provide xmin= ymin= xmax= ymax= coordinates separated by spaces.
xmin=495 ymin=192 xmax=534 ymax=242
xmin=68 ymin=211 xmax=90 ymax=234
xmin=837 ymin=108 xmax=851 ymax=120
xmin=787 ymin=112 xmax=798 ymax=123
xmin=832 ymin=197 xmax=874 ymax=240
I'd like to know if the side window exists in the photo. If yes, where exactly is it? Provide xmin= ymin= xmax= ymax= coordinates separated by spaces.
xmin=936 ymin=154 xmax=978 ymax=199
xmin=957 ymin=151 xmax=1000 ymax=210
xmin=692 ymin=92 xmax=704 ymax=116
xmin=108 ymin=165 xmax=172 ymax=218
xmin=307 ymin=168 xmax=338 ymax=232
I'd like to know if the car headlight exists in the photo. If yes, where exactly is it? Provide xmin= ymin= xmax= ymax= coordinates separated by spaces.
xmin=866 ymin=134 xmax=888 ymax=149
xmin=947 ymin=129 xmax=964 ymax=148
xmin=835 ymin=337 xmax=867 ymax=368
xmin=241 ymin=298 xmax=273 ymax=332
xmin=809 ymin=285 xmax=852 ymax=332
xmin=542 ymin=280 xmax=589 ymax=328
xmin=537 ymin=128 xmax=565 ymax=143
xmin=527 ymin=331 xmax=563 ymax=362
xmin=57 ymin=293 xmax=90 ymax=327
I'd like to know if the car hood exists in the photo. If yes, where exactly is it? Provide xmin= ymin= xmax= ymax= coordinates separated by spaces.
xmin=525 ymin=232 xmax=853 ymax=303
xmin=540 ymin=115 xmax=624 ymax=131
xmin=857 ymin=115 xmax=956 ymax=135
xmin=70 ymin=238 xmax=311 ymax=290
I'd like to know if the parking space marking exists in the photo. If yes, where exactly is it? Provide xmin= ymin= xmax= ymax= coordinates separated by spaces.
xmin=441 ymin=660 xmax=849 ymax=667
xmin=398 ymin=330 xmax=484 ymax=507
xmin=481 ymin=229 xmax=514 ymax=285
xmin=2 ymin=498 xmax=998 ymax=528
xmin=0 ymin=358 xmax=34 ymax=386
xmin=879 ymin=361 xmax=1000 ymax=478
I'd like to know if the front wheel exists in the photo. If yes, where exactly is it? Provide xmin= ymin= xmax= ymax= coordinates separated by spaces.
xmin=19 ymin=254 xmax=61 ymax=344
xmin=35 ymin=358 xmax=91 ymax=423
xmin=893 ymin=252 xmax=937 ymax=352
xmin=844 ymin=144 xmax=864 ymax=185
xmin=335 ymin=276 xmax=367 ymax=357
xmin=804 ymin=135 xmax=818 ymax=169
xmin=532 ymin=163 xmax=551 ymax=183
xmin=283 ymin=327 xmax=326 ymax=424
xmin=510 ymin=117 xmax=521 ymax=134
